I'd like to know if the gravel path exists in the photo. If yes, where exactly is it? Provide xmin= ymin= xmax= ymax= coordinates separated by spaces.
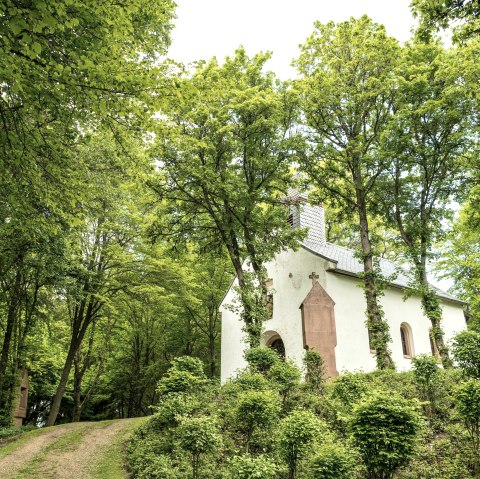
xmin=0 ymin=419 xmax=136 ymax=479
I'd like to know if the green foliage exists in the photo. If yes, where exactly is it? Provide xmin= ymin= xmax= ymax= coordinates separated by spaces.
xmin=228 ymin=454 xmax=284 ymax=479
xmin=171 ymin=357 xmax=207 ymax=379
xmin=178 ymin=416 xmax=222 ymax=457
xmin=309 ymin=442 xmax=355 ymax=479
xmin=157 ymin=369 xmax=205 ymax=397
xmin=154 ymin=394 xmax=196 ymax=429
xmin=330 ymin=372 xmax=369 ymax=410
xmin=157 ymin=356 xmax=208 ymax=397
xmin=304 ymin=350 xmax=326 ymax=394
xmin=222 ymin=371 xmax=270 ymax=396
xmin=412 ymin=354 xmax=440 ymax=388
xmin=277 ymin=409 xmax=325 ymax=479
xmin=268 ymin=360 xmax=301 ymax=404
xmin=244 ymin=347 xmax=280 ymax=374
xmin=455 ymin=379 xmax=480 ymax=471
xmin=452 ymin=330 xmax=480 ymax=378
xmin=178 ymin=416 xmax=222 ymax=479
xmin=350 ymin=393 xmax=423 ymax=479
xmin=411 ymin=0 xmax=480 ymax=41
xmin=235 ymin=390 xmax=279 ymax=449
xmin=295 ymin=15 xmax=399 ymax=370
xmin=151 ymin=47 xmax=306 ymax=347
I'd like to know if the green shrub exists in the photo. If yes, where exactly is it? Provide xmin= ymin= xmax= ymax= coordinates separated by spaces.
xmin=304 ymin=349 xmax=326 ymax=394
xmin=268 ymin=360 xmax=301 ymax=405
xmin=229 ymin=454 xmax=283 ymax=479
xmin=171 ymin=356 xmax=206 ymax=378
xmin=452 ymin=330 xmax=480 ymax=378
xmin=455 ymin=379 xmax=480 ymax=473
xmin=157 ymin=369 xmax=205 ymax=396
xmin=277 ymin=409 xmax=325 ymax=479
xmin=222 ymin=371 xmax=270 ymax=397
xmin=244 ymin=347 xmax=279 ymax=373
xmin=154 ymin=393 xmax=196 ymax=428
xmin=350 ymin=392 xmax=423 ymax=479
xmin=412 ymin=354 xmax=441 ymax=419
xmin=0 ymin=425 xmax=36 ymax=441
xmin=235 ymin=390 xmax=279 ymax=450
xmin=309 ymin=441 xmax=355 ymax=479
xmin=330 ymin=372 xmax=369 ymax=409
xmin=178 ymin=416 xmax=222 ymax=479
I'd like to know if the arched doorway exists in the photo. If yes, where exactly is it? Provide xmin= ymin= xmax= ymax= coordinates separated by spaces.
xmin=269 ymin=337 xmax=285 ymax=359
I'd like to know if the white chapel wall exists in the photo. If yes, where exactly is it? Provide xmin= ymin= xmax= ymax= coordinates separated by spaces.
xmin=220 ymin=247 xmax=467 ymax=383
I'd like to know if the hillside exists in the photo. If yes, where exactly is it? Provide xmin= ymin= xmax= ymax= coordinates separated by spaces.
xmin=0 ymin=419 xmax=142 ymax=479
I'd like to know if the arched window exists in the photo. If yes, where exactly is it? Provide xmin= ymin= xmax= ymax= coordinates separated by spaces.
xmin=400 ymin=323 xmax=414 ymax=358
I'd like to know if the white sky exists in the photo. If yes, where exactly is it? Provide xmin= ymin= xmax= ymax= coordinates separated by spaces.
xmin=169 ymin=0 xmax=417 ymax=78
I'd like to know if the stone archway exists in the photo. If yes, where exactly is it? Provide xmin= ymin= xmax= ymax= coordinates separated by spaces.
xmin=262 ymin=330 xmax=286 ymax=359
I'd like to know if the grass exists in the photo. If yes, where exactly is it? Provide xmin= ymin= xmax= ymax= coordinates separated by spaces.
xmin=0 ymin=427 xmax=45 ymax=459
xmin=15 ymin=423 xmax=93 ymax=479
xmin=91 ymin=418 xmax=147 ymax=479
xmin=1 ymin=418 xmax=146 ymax=479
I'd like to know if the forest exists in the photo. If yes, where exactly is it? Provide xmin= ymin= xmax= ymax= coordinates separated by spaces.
xmin=1 ymin=0 xmax=480 ymax=477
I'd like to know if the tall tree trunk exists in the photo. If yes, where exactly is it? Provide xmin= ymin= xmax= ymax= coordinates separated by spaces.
xmin=46 ymin=298 xmax=93 ymax=426
xmin=0 ymin=270 xmax=22 ymax=420
xmin=417 ymin=262 xmax=453 ymax=368
xmin=356 ymin=184 xmax=394 ymax=370
xmin=46 ymin=335 xmax=81 ymax=426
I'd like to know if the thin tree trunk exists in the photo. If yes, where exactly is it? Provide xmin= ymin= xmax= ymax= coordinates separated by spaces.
xmin=46 ymin=336 xmax=80 ymax=426
xmin=72 ymin=350 xmax=84 ymax=422
xmin=356 ymin=183 xmax=394 ymax=370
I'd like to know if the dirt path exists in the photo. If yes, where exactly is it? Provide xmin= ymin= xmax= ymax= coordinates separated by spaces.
xmin=0 ymin=419 xmax=139 ymax=479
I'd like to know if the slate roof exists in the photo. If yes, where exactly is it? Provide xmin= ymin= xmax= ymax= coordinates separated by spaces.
xmin=301 ymin=239 xmax=463 ymax=304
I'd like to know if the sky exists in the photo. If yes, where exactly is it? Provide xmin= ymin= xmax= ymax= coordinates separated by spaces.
xmin=169 ymin=0 xmax=418 ymax=78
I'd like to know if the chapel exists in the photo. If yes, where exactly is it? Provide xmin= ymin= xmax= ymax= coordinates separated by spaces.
xmin=220 ymin=195 xmax=466 ymax=383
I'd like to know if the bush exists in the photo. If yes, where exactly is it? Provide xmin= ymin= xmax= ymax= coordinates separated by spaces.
xmin=304 ymin=349 xmax=326 ymax=394
xmin=235 ymin=390 xmax=279 ymax=450
xmin=455 ymin=379 xmax=480 ymax=473
xmin=157 ymin=369 xmax=205 ymax=396
xmin=268 ymin=360 xmax=301 ymax=405
xmin=178 ymin=416 xmax=222 ymax=479
xmin=229 ymin=454 xmax=283 ymax=479
xmin=171 ymin=356 xmax=206 ymax=378
xmin=309 ymin=442 xmax=355 ymax=479
xmin=451 ymin=330 xmax=480 ymax=378
xmin=277 ymin=409 xmax=325 ymax=479
xmin=330 ymin=372 xmax=369 ymax=409
xmin=244 ymin=347 xmax=279 ymax=373
xmin=222 ymin=371 xmax=270 ymax=397
xmin=412 ymin=354 xmax=440 ymax=419
xmin=350 ymin=392 xmax=423 ymax=479
xmin=154 ymin=393 xmax=196 ymax=428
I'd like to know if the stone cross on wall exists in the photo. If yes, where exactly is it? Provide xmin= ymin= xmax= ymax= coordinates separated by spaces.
xmin=309 ymin=272 xmax=319 ymax=285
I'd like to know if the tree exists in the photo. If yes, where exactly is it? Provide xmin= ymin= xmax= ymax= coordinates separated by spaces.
xmin=277 ymin=409 xmax=324 ymax=479
xmin=46 ymin=133 xmax=147 ymax=426
xmin=411 ymin=0 xmax=480 ymax=41
xmin=455 ymin=379 xmax=480 ymax=474
xmin=295 ymin=16 xmax=400 ymax=369
xmin=379 ymin=40 xmax=475 ymax=367
xmin=440 ymin=186 xmax=480 ymax=330
xmin=234 ymin=390 xmax=279 ymax=451
xmin=178 ymin=416 xmax=222 ymax=479
xmin=150 ymin=48 xmax=305 ymax=347
xmin=1 ymin=0 xmax=176 ymax=425
xmin=350 ymin=393 xmax=423 ymax=479
xmin=451 ymin=330 xmax=480 ymax=378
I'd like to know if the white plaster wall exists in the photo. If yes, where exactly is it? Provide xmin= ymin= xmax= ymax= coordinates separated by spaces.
xmin=220 ymin=283 xmax=249 ymax=383
xmin=220 ymin=247 xmax=467 ymax=383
